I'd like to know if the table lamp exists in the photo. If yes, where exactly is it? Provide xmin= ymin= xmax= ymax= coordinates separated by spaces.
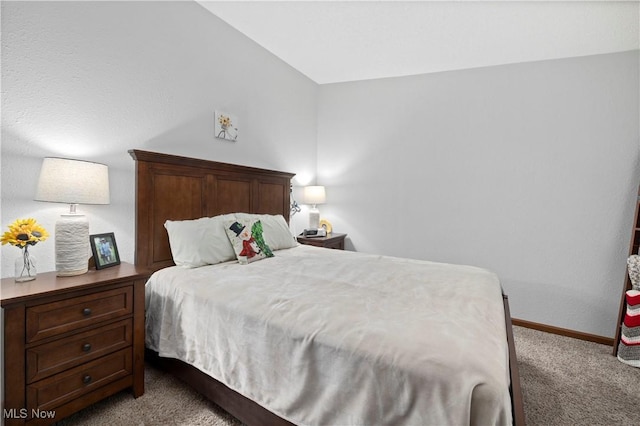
xmin=303 ymin=185 xmax=326 ymax=229
xmin=35 ymin=157 xmax=110 ymax=276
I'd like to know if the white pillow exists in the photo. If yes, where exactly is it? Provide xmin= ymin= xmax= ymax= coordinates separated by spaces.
xmin=164 ymin=214 xmax=236 ymax=268
xmin=233 ymin=213 xmax=297 ymax=250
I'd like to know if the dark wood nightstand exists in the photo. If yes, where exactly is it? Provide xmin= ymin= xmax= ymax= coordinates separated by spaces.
xmin=1 ymin=262 xmax=149 ymax=425
xmin=297 ymin=233 xmax=347 ymax=250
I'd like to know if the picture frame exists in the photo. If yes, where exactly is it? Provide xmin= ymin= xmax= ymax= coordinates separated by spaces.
xmin=89 ymin=232 xmax=121 ymax=269
xmin=215 ymin=110 xmax=238 ymax=141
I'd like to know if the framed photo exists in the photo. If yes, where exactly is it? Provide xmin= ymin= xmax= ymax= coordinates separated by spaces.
xmin=89 ymin=232 xmax=121 ymax=269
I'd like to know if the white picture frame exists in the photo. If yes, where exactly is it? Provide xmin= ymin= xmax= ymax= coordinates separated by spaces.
xmin=215 ymin=110 xmax=238 ymax=141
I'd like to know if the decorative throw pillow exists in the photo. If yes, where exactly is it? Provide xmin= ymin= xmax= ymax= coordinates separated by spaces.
xmin=225 ymin=219 xmax=274 ymax=265
xmin=234 ymin=213 xmax=297 ymax=250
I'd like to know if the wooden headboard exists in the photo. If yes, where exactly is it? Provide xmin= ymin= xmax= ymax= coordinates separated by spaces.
xmin=129 ymin=150 xmax=295 ymax=271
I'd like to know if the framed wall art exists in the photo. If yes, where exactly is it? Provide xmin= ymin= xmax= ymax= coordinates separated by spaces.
xmin=215 ymin=110 xmax=238 ymax=141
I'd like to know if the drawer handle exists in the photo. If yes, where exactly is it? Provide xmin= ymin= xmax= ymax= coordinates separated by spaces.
xmin=82 ymin=308 xmax=92 ymax=316
xmin=82 ymin=375 xmax=92 ymax=384
xmin=82 ymin=343 xmax=92 ymax=352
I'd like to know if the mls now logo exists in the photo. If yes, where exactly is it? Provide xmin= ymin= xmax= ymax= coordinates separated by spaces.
xmin=3 ymin=408 xmax=56 ymax=419
xmin=3 ymin=408 xmax=27 ymax=419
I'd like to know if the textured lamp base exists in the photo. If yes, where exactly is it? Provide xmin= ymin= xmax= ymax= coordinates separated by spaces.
xmin=56 ymin=214 xmax=89 ymax=276
xmin=308 ymin=208 xmax=320 ymax=229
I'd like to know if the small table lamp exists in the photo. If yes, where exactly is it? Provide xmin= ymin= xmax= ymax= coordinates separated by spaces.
xmin=35 ymin=157 xmax=110 ymax=276
xmin=303 ymin=185 xmax=326 ymax=229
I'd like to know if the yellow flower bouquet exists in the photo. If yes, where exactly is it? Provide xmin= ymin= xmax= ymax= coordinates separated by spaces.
xmin=1 ymin=218 xmax=49 ymax=282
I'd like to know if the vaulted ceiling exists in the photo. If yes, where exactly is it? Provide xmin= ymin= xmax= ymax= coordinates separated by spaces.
xmin=198 ymin=1 xmax=639 ymax=84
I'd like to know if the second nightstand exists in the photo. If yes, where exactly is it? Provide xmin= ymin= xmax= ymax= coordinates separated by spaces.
xmin=297 ymin=233 xmax=347 ymax=250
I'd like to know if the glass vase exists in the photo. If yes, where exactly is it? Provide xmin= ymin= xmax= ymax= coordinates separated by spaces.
xmin=15 ymin=245 xmax=37 ymax=282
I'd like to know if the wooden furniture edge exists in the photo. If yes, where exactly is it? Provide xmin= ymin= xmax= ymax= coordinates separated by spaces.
xmin=3 ymin=305 xmax=26 ymax=425
xmin=503 ymin=295 xmax=526 ymax=426
xmin=296 ymin=233 xmax=347 ymax=249
xmin=613 ymin=186 xmax=640 ymax=355
xmin=512 ymin=318 xmax=614 ymax=347
xmin=132 ymin=278 xmax=146 ymax=397
xmin=128 ymin=149 xmax=295 ymax=180
xmin=1 ymin=265 xmax=149 ymax=307
xmin=613 ymin=292 xmax=628 ymax=356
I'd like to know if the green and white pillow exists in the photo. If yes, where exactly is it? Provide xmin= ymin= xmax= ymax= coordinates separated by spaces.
xmin=225 ymin=219 xmax=274 ymax=265
xmin=233 ymin=213 xmax=297 ymax=250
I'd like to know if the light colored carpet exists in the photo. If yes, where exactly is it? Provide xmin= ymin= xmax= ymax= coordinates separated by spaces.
xmin=513 ymin=326 xmax=640 ymax=425
xmin=58 ymin=326 xmax=640 ymax=425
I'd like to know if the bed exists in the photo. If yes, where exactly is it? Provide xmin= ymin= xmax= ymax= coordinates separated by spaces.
xmin=130 ymin=149 xmax=525 ymax=425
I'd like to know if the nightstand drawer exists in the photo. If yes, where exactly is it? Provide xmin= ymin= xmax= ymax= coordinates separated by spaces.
xmin=26 ymin=319 xmax=132 ymax=383
xmin=27 ymin=348 xmax=132 ymax=413
xmin=26 ymin=286 xmax=133 ymax=343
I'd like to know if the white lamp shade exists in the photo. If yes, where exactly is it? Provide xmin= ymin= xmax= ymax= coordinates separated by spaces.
xmin=34 ymin=157 xmax=110 ymax=276
xmin=303 ymin=186 xmax=326 ymax=205
xmin=35 ymin=157 xmax=110 ymax=205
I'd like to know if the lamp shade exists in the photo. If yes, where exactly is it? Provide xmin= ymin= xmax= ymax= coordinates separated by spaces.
xmin=303 ymin=186 xmax=326 ymax=205
xmin=34 ymin=157 xmax=110 ymax=276
xmin=35 ymin=157 xmax=110 ymax=205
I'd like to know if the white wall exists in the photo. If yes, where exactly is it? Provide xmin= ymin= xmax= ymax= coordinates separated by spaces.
xmin=1 ymin=1 xmax=317 ymax=276
xmin=2 ymin=2 xmax=638 ymax=340
xmin=317 ymin=51 xmax=640 ymax=338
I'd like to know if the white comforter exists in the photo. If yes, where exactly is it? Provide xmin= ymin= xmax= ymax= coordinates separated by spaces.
xmin=145 ymin=245 xmax=512 ymax=426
